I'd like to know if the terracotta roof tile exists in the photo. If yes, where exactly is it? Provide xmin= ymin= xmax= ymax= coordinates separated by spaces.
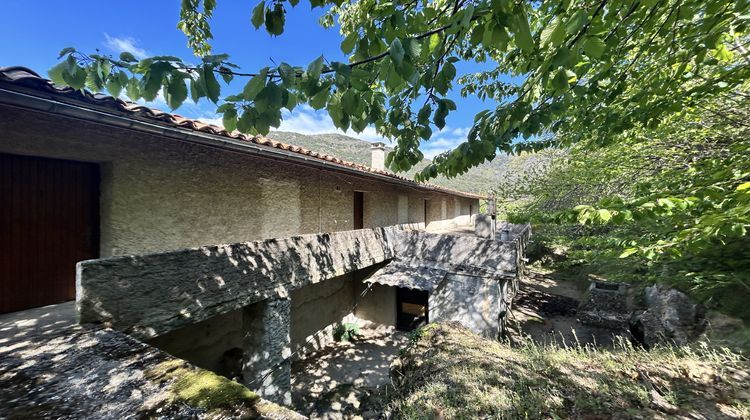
xmin=0 ymin=66 xmax=483 ymax=199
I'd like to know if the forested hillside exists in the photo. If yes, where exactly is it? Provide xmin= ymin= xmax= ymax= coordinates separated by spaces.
xmin=268 ymin=131 xmax=511 ymax=194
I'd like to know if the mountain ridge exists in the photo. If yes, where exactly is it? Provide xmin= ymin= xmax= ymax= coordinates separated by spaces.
xmin=268 ymin=130 xmax=508 ymax=194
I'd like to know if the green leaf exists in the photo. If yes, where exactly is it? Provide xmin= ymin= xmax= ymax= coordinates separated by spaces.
xmin=565 ymin=10 xmax=587 ymax=35
xmin=417 ymin=104 xmax=431 ymax=125
xmin=237 ymin=108 xmax=256 ymax=133
xmin=243 ymin=68 xmax=268 ymax=100
xmin=285 ymin=91 xmax=298 ymax=111
xmin=141 ymin=62 xmax=171 ymax=101
xmin=309 ymin=88 xmax=329 ymax=109
xmin=551 ymin=68 xmax=569 ymax=92
xmin=278 ymin=63 xmax=296 ymax=86
xmin=105 ymin=76 xmax=123 ymax=98
xmin=126 ymin=78 xmax=141 ymax=100
xmin=62 ymin=64 xmax=87 ymax=90
xmin=389 ymin=38 xmax=405 ymax=65
xmin=220 ymin=70 xmax=233 ymax=84
xmin=402 ymin=38 xmax=422 ymax=58
xmin=165 ymin=75 xmax=188 ymax=110
xmin=307 ymin=55 xmax=324 ymax=80
xmin=434 ymin=100 xmax=449 ymax=129
xmin=254 ymin=83 xmax=283 ymax=113
xmin=597 ymin=209 xmax=612 ymax=222
xmin=58 ymin=47 xmax=75 ymax=59
xmin=512 ymin=8 xmax=534 ymax=53
xmin=341 ymin=33 xmax=357 ymax=54
xmin=222 ymin=106 xmax=238 ymax=132
xmin=265 ymin=3 xmax=285 ymax=36
xmin=199 ymin=65 xmax=221 ymax=103
xmin=619 ymin=248 xmax=638 ymax=258
xmin=251 ymin=1 xmax=266 ymax=29
xmin=582 ymin=36 xmax=606 ymax=58
xmin=541 ymin=17 xmax=565 ymax=48
xmin=119 ymin=51 xmax=137 ymax=62
xmin=736 ymin=181 xmax=750 ymax=191
xmin=48 ymin=61 xmax=68 ymax=85
xmin=428 ymin=33 xmax=441 ymax=53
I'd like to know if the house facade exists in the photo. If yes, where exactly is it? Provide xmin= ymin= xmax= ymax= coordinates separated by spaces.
xmin=0 ymin=66 xmax=481 ymax=315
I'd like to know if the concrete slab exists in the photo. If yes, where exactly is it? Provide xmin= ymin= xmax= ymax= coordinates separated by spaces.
xmin=0 ymin=303 xmax=302 ymax=418
xmin=0 ymin=301 xmax=76 ymax=343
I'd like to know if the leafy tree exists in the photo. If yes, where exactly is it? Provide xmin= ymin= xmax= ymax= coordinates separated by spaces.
xmin=49 ymin=0 xmax=750 ymax=179
xmin=505 ymin=89 xmax=750 ymax=316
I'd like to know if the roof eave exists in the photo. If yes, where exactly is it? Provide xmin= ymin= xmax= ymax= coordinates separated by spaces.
xmin=0 ymin=86 xmax=484 ymax=199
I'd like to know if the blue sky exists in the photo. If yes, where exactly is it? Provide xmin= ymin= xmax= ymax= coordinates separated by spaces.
xmin=0 ymin=1 xmax=500 ymax=158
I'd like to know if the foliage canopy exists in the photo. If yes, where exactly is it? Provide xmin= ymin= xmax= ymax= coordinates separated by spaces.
xmin=49 ymin=0 xmax=750 ymax=180
xmin=503 ymin=89 xmax=750 ymax=315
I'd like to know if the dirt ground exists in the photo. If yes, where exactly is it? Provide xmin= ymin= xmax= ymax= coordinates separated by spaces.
xmin=291 ymin=325 xmax=409 ymax=419
xmin=507 ymin=270 xmax=631 ymax=348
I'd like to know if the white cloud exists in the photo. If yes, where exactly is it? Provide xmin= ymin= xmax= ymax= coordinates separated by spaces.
xmin=197 ymin=113 xmax=223 ymax=127
xmin=103 ymin=34 xmax=148 ymax=59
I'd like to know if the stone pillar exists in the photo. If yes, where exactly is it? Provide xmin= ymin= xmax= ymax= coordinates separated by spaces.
xmin=242 ymin=297 xmax=292 ymax=406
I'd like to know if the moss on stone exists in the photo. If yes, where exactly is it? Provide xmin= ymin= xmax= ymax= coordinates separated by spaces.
xmin=145 ymin=360 xmax=259 ymax=410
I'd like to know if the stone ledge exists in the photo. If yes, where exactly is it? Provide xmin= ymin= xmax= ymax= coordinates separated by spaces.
xmin=0 ymin=321 xmax=303 ymax=419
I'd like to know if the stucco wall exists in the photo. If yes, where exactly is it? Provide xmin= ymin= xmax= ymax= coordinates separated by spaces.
xmin=147 ymin=308 xmax=244 ymax=373
xmin=290 ymin=273 xmax=356 ymax=356
xmin=0 ymin=105 xmax=478 ymax=257
xmin=354 ymin=281 xmax=397 ymax=327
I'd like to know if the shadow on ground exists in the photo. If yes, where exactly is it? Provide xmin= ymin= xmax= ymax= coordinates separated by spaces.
xmin=291 ymin=326 xmax=409 ymax=419
xmin=508 ymin=270 xmax=629 ymax=348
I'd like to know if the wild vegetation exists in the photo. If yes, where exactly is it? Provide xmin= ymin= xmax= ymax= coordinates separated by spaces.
xmin=389 ymin=323 xmax=750 ymax=419
xmin=499 ymin=89 xmax=750 ymax=322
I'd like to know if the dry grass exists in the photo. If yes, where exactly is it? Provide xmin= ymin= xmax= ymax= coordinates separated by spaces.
xmin=389 ymin=323 xmax=750 ymax=419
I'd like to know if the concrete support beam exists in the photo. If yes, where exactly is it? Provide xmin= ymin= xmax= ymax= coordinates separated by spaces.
xmin=242 ymin=298 xmax=292 ymax=406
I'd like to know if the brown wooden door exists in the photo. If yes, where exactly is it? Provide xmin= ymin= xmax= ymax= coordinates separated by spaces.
xmin=353 ymin=191 xmax=364 ymax=230
xmin=0 ymin=153 xmax=99 ymax=314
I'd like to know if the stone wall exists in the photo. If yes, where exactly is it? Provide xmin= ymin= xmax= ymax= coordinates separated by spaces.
xmin=429 ymin=274 xmax=509 ymax=339
xmin=77 ymin=228 xmax=397 ymax=339
xmin=0 ymin=105 xmax=478 ymax=258
xmin=390 ymin=229 xmax=518 ymax=276
xmin=243 ymin=297 xmax=292 ymax=405
xmin=77 ymin=227 xmax=519 ymax=339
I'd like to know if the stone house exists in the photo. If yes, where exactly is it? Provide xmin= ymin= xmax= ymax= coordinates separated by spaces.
xmin=0 ymin=66 xmax=528 ymax=406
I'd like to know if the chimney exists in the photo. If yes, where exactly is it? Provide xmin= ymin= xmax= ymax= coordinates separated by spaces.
xmin=371 ymin=142 xmax=386 ymax=171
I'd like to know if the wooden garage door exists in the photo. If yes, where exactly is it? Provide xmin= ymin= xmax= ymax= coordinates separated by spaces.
xmin=0 ymin=153 xmax=99 ymax=314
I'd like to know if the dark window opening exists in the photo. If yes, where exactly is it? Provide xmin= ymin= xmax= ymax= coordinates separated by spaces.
xmin=396 ymin=287 xmax=429 ymax=331
xmin=353 ymin=191 xmax=364 ymax=229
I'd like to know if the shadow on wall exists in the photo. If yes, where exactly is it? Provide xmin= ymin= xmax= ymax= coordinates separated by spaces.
xmin=77 ymin=228 xmax=397 ymax=340
xmin=77 ymin=226 xmax=523 ymax=343
xmin=392 ymin=229 xmax=517 ymax=275
xmin=0 ymin=303 xmax=281 ymax=418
